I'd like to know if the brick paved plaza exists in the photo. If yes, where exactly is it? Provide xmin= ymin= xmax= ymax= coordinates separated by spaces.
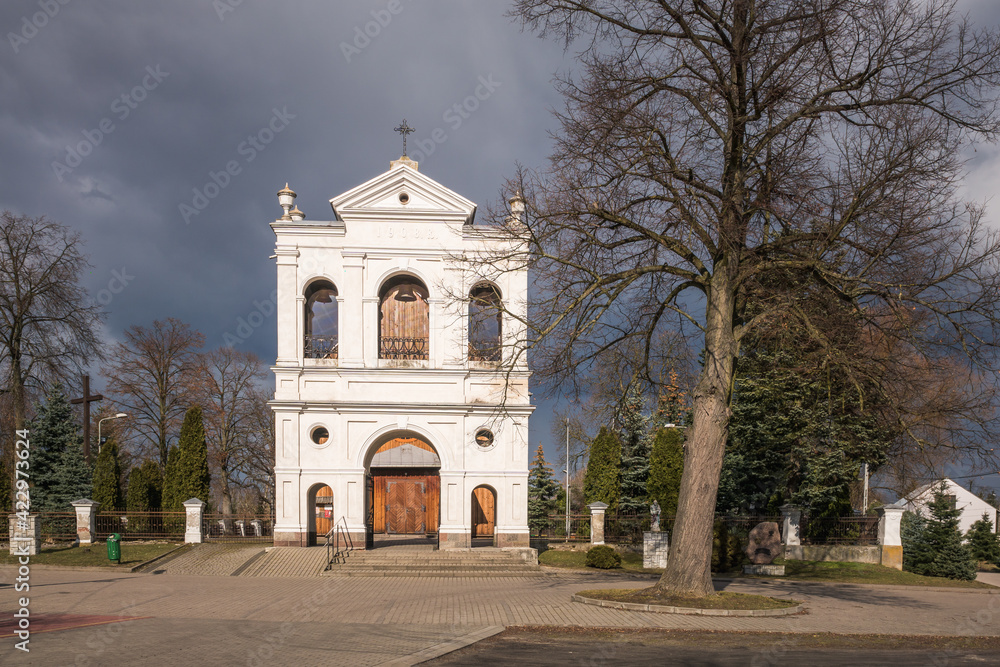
xmin=3 ymin=548 xmax=999 ymax=665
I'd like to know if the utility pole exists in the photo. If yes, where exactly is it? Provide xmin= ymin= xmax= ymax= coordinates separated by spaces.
xmin=565 ymin=417 xmax=570 ymax=542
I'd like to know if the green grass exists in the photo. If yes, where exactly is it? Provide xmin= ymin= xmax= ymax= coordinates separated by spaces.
xmin=541 ymin=549 xmax=996 ymax=589
xmin=577 ymin=588 xmax=799 ymax=610
xmin=734 ymin=558 xmax=996 ymax=589
xmin=0 ymin=542 xmax=182 ymax=568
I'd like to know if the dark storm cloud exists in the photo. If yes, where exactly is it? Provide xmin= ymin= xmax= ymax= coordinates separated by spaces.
xmin=1 ymin=0 xmax=997 ymax=476
xmin=0 ymin=0 xmax=568 ymax=356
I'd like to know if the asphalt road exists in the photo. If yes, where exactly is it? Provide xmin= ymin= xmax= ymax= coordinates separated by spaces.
xmin=423 ymin=629 xmax=1000 ymax=667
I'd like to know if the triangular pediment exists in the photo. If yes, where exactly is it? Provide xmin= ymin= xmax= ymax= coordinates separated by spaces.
xmin=330 ymin=161 xmax=476 ymax=224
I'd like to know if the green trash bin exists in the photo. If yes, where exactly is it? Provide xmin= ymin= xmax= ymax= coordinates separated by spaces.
xmin=107 ymin=533 xmax=121 ymax=563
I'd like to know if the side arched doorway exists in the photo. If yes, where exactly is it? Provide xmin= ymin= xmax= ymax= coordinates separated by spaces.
xmin=471 ymin=485 xmax=496 ymax=546
xmin=308 ymin=484 xmax=334 ymax=546
xmin=366 ymin=434 xmax=440 ymax=547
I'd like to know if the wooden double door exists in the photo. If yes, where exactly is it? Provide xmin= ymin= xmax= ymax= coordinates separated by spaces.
xmin=371 ymin=471 xmax=439 ymax=535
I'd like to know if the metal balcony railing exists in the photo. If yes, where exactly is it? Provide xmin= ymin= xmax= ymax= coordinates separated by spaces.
xmin=305 ymin=335 xmax=339 ymax=359
xmin=379 ymin=336 xmax=428 ymax=360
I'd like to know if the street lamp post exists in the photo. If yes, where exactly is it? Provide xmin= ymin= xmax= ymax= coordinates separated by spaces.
xmin=98 ymin=413 xmax=129 ymax=453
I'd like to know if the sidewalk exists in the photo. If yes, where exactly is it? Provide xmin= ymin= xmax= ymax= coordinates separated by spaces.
xmin=2 ymin=565 xmax=998 ymax=665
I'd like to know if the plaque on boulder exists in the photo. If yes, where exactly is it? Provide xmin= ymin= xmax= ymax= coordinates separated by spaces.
xmin=746 ymin=521 xmax=781 ymax=565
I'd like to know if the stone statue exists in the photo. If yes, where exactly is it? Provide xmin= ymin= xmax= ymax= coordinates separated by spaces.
xmin=650 ymin=500 xmax=661 ymax=532
xmin=746 ymin=521 xmax=782 ymax=564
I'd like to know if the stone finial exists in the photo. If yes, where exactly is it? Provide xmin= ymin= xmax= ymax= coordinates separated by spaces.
xmin=289 ymin=206 xmax=305 ymax=221
xmin=277 ymin=183 xmax=297 ymax=220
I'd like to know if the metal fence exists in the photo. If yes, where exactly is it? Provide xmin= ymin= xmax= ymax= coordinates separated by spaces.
xmin=605 ymin=512 xmax=655 ymax=547
xmin=532 ymin=514 xmax=591 ymax=541
xmin=95 ymin=511 xmax=186 ymax=541
xmin=801 ymin=515 xmax=879 ymax=545
xmin=202 ymin=514 xmax=274 ymax=543
xmin=39 ymin=512 xmax=78 ymax=542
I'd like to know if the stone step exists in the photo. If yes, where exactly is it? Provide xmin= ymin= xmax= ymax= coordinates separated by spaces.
xmin=323 ymin=569 xmax=545 ymax=578
xmin=333 ymin=561 xmax=539 ymax=572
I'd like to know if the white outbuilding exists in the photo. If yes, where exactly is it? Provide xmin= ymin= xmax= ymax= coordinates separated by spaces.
xmin=895 ymin=478 xmax=998 ymax=536
xmin=269 ymin=155 xmax=533 ymax=550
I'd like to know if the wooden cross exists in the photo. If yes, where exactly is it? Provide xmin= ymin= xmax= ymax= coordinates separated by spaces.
xmin=71 ymin=375 xmax=103 ymax=460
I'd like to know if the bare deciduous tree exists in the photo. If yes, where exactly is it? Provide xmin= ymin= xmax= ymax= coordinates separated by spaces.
xmin=196 ymin=347 xmax=267 ymax=517
xmin=491 ymin=0 xmax=1000 ymax=596
xmin=104 ymin=318 xmax=204 ymax=467
xmin=0 ymin=211 xmax=105 ymax=506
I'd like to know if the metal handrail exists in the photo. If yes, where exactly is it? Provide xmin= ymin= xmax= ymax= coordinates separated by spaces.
xmin=325 ymin=516 xmax=354 ymax=570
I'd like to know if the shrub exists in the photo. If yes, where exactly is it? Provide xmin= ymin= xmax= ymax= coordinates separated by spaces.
xmin=586 ymin=545 xmax=622 ymax=569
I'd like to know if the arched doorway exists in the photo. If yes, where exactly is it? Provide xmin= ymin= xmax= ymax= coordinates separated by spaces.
xmin=308 ymin=484 xmax=334 ymax=546
xmin=366 ymin=434 xmax=440 ymax=547
xmin=471 ymin=485 xmax=496 ymax=546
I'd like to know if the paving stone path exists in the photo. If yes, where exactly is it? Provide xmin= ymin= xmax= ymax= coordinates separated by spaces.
xmin=3 ymin=552 xmax=998 ymax=665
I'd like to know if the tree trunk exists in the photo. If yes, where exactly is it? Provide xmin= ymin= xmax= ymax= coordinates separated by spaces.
xmin=655 ymin=270 xmax=737 ymax=597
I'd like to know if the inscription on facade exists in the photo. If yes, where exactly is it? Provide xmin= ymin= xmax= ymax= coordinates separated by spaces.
xmin=376 ymin=225 xmax=436 ymax=240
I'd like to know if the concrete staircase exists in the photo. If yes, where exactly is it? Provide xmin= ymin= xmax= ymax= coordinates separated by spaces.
xmin=324 ymin=546 xmax=542 ymax=578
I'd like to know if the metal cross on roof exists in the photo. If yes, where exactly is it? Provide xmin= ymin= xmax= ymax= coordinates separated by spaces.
xmin=394 ymin=119 xmax=415 ymax=156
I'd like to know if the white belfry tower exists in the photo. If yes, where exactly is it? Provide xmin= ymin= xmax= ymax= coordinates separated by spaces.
xmin=270 ymin=154 xmax=532 ymax=549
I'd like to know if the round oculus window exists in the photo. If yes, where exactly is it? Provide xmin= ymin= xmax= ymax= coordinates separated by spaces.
xmin=398 ymin=192 xmax=410 ymax=204
xmin=311 ymin=426 xmax=330 ymax=445
xmin=475 ymin=429 xmax=495 ymax=448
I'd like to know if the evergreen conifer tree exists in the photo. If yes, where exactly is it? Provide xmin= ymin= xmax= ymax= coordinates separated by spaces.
xmin=161 ymin=445 xmax=181 ymax=511
xmin=91 ymin=437 xmax=123 ymax=511
xmin=918 ymin=485 xmax=978 ymax=580
xmin=583 ymin=426 xmax=621 ymax=508
xmin=648 ymin=427 xmax=684 ymax=516
xmin=617 ymin=385 xmax=651 ymax=514
xmin=901 ymin=510 xmax=932 ymax=574
xmin=528 ymin=444 xmax=559 ymax=534
xmin=127 ymin=459 xmax=164 ymax=532
xmin=29 ymin=384 xmax=91 ymax=511
xmin=966 ymin=513 xmax=1000 ymax=565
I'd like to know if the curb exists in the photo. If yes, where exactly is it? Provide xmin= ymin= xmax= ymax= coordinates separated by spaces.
xmin=571 ymin=594 xmax=805 ymax=617
xmin=717 ymin=577 xmax=1000 ymax=595
xmin=130 ymin=544 xmax=189 ymax=573
xmin=377 ymin=625 xmax=505 ymax=666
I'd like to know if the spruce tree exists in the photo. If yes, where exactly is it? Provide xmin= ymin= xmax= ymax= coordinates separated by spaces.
xmin=29 ymin=384 xmax=91 ymax=511
xmin=901 ymin=510 xmax=932 ymax=574
xmin=617 ymin=385 xmax=651 ymax=514
xmin=648 ymin=427 xmax=684 ymax=516
xmin=919 ymin=485 xmax=978 ymax=580
xmin=91 ymin=437 xmax=123 ymax=511
xmin=583 ymin=426 xmax=621 ymax=508
xmin=966 ymin=513 xmax=1000 ymax=565
xmin=528 ymin=443 xmax=559 ymax=534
